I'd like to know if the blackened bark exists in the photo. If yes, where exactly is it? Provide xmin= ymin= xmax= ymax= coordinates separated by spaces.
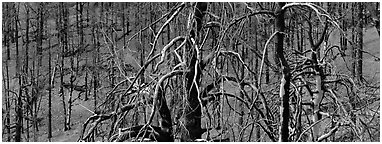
xmin=37 ymin=3 xmax=44 ymax=56
xmin=15 ymin=3 xmax=23 ymax=141
xmin=157 ymin=85 xmax=174 ymax=141
xmin=79 ymin=2 xmax=88 ymax=101
xmin=48 ymin=39 xmax=53 ymax=142
xmin=24 ymin=3 xmax=31 ymax=141
xmin=5 ymin=3 xmax=11 ymax=60
xmin=356 ymin=3 xmax=363 ymax=81
xmin=194 ymin=2 xmax=207 ymax=32
xmin=341 ymin=3 xmax=348 ymax=53
xmin=275 ymin=2 xmax=291 ymax=142
xmin=265 ymin=24 xmax=270 ymax=84
xmin=375 ymin=3 xmax=380 ymax=35
xmin=64 ymin=2 xmax=72 ymax=131
xmin=4 ymin=59 xmax=11 ymax=141
xmin=4 ymin=5 xmax=11 ymax=141
xmin=181 ymin=2 xmax=207 ymax=142
xmin=238 ymin=43 xmax=245 ymax=141
xmin=351 ymin=3 xmax=356 ymax=78
xmin=58 ymin=2 xmax=68 ymax=131
xmin=182 ymin=45 xmax=203 ymax=141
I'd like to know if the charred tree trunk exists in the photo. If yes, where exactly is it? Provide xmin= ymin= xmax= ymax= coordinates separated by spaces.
xmin=238 ymin=43 xmax=245 ymax=142
xmin=24 ymin=3 xmax=31 ymax=141
xmin=4 ymin=3 xmax=11 ymax=60
xmin=351 ymin=3 xmax=356 ymax=78
xmin=4 ymin=60 xmax=11 ymax=141
xmin=181 ymin=2 xmax=207 ymax=142
xmin=356 ymin=3 xmax=363 ymax=81
xmin=275 ymin=2 xmax=291 ymax=142
xmin=341 ymin=3 xmax=348 ymax=59
xmin=14 ymin=3 xmax=23 ymax=142
xmin=264 ymin=23 xmax=270 ymax=84
xmin=48 ymin=39 xmax=53 ymax=142
xmin=4 ymin=4 xmax=11 ymax=141
xmin=64 ymin=2 xmax=71 ymax=131
xmin=157 ymin=84 xmax=174 ymax=141
xmin=58 ymin=2 xmax=68 ymax=131
xmin=182 ymin=43 xmax=203 ymax=141
xmin=31 ymin=3 xmax=45 ymax=141
xmin=80 ymin=3 xmax=88 ymax=102
xmin=93 ymin=3 xmax=101 ymax=132
xmin=374 ymin=3 xmax=380 ymax=35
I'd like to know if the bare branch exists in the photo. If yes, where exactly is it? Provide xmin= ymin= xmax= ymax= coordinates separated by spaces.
xmin=154 ymin=36 xmax=186 ymax=73
xmin=296 ymin=115 xmax=329 ymax=142
xmin=125 ymin=2 xmax=185 ymax=44
xmin=317 ymin=123 xmax=339 ymax=142
xmin=147 ymin=3 xmax=185 ymax=59
xmin=220 ymin=51 xmax=257 ymax=76
xmin=258 ymin=31 xmax=279 ymax=88
xmin=146 ymin=70 xmax=188 ymax=126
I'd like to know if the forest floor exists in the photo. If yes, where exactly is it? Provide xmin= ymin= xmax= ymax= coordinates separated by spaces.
xmin=2 ymin=26 xmax=379 ymax=142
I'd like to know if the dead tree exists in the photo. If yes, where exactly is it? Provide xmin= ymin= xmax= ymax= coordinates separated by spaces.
xmin=274 ymin=2 xmax=291 ymax=142
xmin=180 ymin=2 xmax=208 ymax=141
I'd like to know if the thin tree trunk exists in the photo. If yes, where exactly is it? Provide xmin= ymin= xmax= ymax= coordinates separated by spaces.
xmin=15 ymin=3 xmax=23 ymax=141
xmin=109 ymin=2 xmax=116 ymax=113
xmin=133 ymin=3 xmax=143 ymax=125
xmin=3 ymin=61 xmax=11 ymax=141
xmin=238 ymin=44 xmax=245 ymax=142
xmin=65 ymin=2 xmax=72 ymax=131
xmin=374 ymin=3 xmax=380 ymax=35
xmin=24 ymin=3 xmax=31 ymax=142
xmin=238 ymin=20 xmax=246 ymax=141
xmin=58 ymin=2 xmax=68 ymax=131
xmin=356 ymin=3 xmax=363 ymax=81
xmin=264 ymin=23 xmax=270 ymax=84
xmin=48 ymin=38 xmax=53 ymax=142
xmin=29 ymin=31 xmax=36 ymax=143
xmin=32 ymin=3 xmax=44 ymax=141
xmin=252 ymin=14 xmax=260 ymax=142
xmin=67 ymin=41 xmax=74 ymax=131
xmin=4 ymin=7 xmax=12 ymax=139
xmin=92 ymin=23 xmax=97 ymax=114
xmin=351 ymin=3 xmax=356 ymax=78
xmin=342 ymin=3 xmax=348 ymax=53
xmin=79 ymin=2 xmax=88 ymax=101
xmin=93 ymin=2 xmax=101 ymax=118
xmin=5 ymin=3 xmax=11 ymax=60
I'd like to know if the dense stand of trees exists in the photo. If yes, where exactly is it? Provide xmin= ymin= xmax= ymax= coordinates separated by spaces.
xmin=2 ymin=2 xmax=380 ymax=142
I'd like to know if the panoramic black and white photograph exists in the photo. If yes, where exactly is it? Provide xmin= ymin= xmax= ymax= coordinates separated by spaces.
xmin=1 ymin=2 xmax=380 ymax=142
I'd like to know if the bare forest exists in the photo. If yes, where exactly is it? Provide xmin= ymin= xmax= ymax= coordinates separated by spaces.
xmin=2 ymin=2 xmax=380 ymax=142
